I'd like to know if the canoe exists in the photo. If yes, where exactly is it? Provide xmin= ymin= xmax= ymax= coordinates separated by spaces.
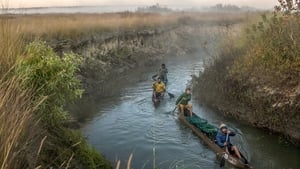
xmin=179 ymin=112 xmax=253 ymax=169
xmin=152 ymin=92 xmax=164 ymax=106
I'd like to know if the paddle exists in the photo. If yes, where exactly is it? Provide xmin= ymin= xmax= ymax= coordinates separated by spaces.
xmin=167 ymin=92 xmax=175 ymax=98
xmin=172 ymin=97 xmax=184 ymax=113
xmin=152 ymin=74 xmax=158 ymax=81
xmin=172 ymin=106 xmax=178 ymax=113
xmin=220 ymin=133 xmax=229 ymax=168
xmin=239 ymin=151 xmax=249 ymax=165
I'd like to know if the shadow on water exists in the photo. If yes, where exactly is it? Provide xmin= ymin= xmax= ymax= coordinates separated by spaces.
xmin=78 ymin=54 xmax=300 ymax=169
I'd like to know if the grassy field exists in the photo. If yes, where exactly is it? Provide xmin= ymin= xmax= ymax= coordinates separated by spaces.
xmin=1 ymin=12 xmax=253 ymax=40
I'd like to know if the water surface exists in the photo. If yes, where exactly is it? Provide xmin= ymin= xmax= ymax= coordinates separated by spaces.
xmin=82 ymin=56 xmax=300 ymax=169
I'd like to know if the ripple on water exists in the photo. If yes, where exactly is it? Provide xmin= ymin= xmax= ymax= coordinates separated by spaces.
xmin=82 ymin=57 xmax=300 ymax=169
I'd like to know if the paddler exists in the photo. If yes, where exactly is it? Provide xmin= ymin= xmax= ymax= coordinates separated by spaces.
xmin=158 ymin=63 xmax=168 ymax=84
xmin=176 ymin=87 xmax=192 ymax=116
xmin=152 ymin=77 xmax=166 ymax=102
xmin=216 ymin=124 xmax=242 ymax=159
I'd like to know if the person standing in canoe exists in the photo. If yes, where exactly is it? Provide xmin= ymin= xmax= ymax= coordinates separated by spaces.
xmin=158 ymin=63 xmax=168 ymax=84
xmin=152 ymin=77 xmax=166 ymax=102
xmin=176 ymin=88 xmax=192 ymax=116
xmin=216 ymin=124 xmax=242 ymax=160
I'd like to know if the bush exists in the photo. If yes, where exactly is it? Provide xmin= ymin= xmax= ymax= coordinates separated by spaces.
xmin=16 ymin=42 xmax=83 ymax=126
xmin=13 ymin=42 xmax=112 ymax=168
xmin=232 ymin=3 xmax=300 ymax=75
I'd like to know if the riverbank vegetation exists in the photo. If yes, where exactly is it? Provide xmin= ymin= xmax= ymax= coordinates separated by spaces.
xmin=3 ymin=12 xmax=251 ymax=40
xmin=0 ymin=18 xmax=111 ymax=168
xmin=194 ymin=0 xmax=300 ymax=146
xmin=0 ymin=11 xmax=257 ymax=168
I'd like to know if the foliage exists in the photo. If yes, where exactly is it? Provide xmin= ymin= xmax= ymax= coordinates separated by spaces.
xmin=194 ymin=0 xmax=300 ymax=145
xmin=275 ymin=0 xmax=300 ymax=14
xmin=16 ymin=42 xmax=83 ymax=126
xmin=37 ymin=127 xmax=112 ymax=169
xmin=232 ymin=10 xmax=300 ymax=75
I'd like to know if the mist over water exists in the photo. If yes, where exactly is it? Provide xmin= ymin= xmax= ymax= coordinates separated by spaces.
xmin=81 ymin=55 xmax=300 ymax=169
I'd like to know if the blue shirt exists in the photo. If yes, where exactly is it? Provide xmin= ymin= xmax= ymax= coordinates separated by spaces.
xmin=216 ymin=130 xmax=236 ymax=148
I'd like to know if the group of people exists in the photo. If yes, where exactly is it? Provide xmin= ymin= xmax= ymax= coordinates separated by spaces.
xmin=152 ymin=63 xmax=242 ymax=160
xmin=152 ymin=64 xmax=193 ymax=116
xmin=152 ymin=64 xmax=168 ymax=102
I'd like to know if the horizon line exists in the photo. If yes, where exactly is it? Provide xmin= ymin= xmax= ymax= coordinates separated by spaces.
xmin=1 ymin=4 xmax=267 ymax=10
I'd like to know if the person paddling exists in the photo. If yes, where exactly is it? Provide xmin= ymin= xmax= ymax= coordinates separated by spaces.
xmin=176 ymin=88 xmax=192 ymax=116
xmin=158 ymin=63 xmax=168 ymax=84
xmin=152 ymin=77 xmax=166 ymax=102
xmin=216 ymin=124 xmax=242 ymax=160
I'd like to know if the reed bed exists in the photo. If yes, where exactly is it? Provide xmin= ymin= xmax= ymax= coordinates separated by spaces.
xmin=0 ymin=75 xmax=45 ymax=169
xmin=1 ymin=12 xmax=252 ymax=40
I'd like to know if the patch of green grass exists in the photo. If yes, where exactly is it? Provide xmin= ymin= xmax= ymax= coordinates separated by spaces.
xmin=37 ymin=127 xmax=112 ymax=169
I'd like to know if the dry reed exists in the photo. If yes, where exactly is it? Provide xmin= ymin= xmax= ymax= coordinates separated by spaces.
xmin=0 ymin=17 xmax=24 ymax=74
xmin=0 ymin=75 xmax=45 ymax=169
xmin=1 ymin=12 xmax=252 ymax=40
xmin=115 ymin=153 xmax=133 ymax=169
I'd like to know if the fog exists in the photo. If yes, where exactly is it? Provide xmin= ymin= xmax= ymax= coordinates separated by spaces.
xmin=8 ymin=0 xmax=276 ymax=9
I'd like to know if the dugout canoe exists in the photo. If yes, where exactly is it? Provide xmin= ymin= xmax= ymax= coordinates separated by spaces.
xmin=152 ymin=93 xmax=164 ymax=106
xmin=179 ymin=112 xmax=253 ymax=169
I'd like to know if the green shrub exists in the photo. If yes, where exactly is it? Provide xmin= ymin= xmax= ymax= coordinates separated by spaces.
xmin=16 ymin=41 xmax=83 ymax=126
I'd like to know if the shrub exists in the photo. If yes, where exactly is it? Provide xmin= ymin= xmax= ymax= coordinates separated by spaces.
xmin=231 ymin=11 xmax=300 ymax=76
xmin=16 ymin=42 xmax=83 ymax=126
xmin=231 ymin=0 xmax=300 ymax=75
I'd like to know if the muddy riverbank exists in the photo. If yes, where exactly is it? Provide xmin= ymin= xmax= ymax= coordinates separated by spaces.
xmin=58 ymin=20 xmax=232 ymax=122
xmin=193 ymin=45 xmax=300 ymax=147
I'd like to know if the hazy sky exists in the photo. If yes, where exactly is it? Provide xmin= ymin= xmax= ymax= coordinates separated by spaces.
xmin=6 ymin=0 xmax=277 ymax=9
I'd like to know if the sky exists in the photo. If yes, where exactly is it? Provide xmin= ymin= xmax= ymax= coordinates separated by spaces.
xmin=5 ymin=0 xmax=277 ymax=9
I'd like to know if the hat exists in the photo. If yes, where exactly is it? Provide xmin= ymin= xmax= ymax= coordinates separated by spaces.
xmin=219 ymin=124 xmax=227 ymax=129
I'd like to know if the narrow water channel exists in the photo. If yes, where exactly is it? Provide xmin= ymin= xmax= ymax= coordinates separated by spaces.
xmin=81 ymin=55 xmax=300 ymax=169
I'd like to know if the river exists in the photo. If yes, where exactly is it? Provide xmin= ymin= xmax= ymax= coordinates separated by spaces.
xmin=81 ymin=55 xmax=300 ymax=169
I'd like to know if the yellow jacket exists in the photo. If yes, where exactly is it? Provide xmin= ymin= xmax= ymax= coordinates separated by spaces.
xmin=152 ymin=82 xmax=166 ymax=93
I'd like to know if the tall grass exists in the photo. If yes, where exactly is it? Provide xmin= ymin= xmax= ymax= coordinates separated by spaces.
xmin=0 ymin=5 xmax=41 ymax=168
xmin=0 ymin=75 xmax=45 ymax=169
xmin=0 ymin=16 xmax=24 ymax=74
xmin=1 ymin=12 xmax=252 ymax=40
xmin=0 ymin=10 xmax=114 ymax=168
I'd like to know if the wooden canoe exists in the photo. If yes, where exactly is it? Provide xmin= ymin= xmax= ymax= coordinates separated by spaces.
xmin=152 ymin=92 xmax=164 ymax=106
xmin=179 ymin=113 xmax=253 ymax=169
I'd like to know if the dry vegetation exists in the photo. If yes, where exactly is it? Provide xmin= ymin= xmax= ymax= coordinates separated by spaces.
xmin=0 ymin=11 xmax=255 ymax=168
xmin=0 ymin=18 xmax=24 ymax=74
xmin=194 ymin=1 xmax=300 ymax=145
xmin=1 ymin=12 xmax=251 ymax=39
xmin=0 ymin=75 xmax=45 ymax=169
